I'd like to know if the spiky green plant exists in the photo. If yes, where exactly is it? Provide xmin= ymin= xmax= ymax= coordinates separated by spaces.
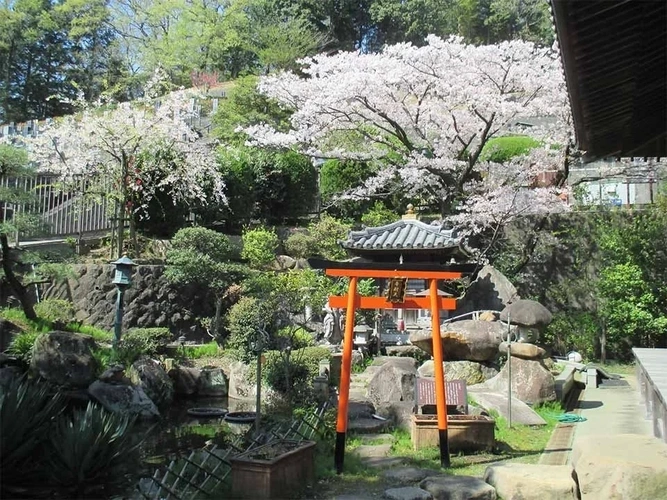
xmin=7 ymin=331 xmax=42 ymax=363
xmin=0 ymin=377 xmax=65 ymax=496
xmin=46 ymin=402 xmax=141 ymax=498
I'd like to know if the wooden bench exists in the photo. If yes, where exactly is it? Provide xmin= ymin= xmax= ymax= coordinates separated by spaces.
xmin=415 ymin=378 xmax=468 ymax=415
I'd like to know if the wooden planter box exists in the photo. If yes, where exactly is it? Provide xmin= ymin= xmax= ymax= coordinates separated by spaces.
xmin=411 ymin=415 xmax=495 ymax=452
xmin=230 ymin=440 xmax=316 ymax=499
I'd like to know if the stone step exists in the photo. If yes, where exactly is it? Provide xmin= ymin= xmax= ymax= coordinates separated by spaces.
xmin=348 ymin=417 xmax=390 ymax=434
xmin=357 ymin=433 xmax=396 ymax=445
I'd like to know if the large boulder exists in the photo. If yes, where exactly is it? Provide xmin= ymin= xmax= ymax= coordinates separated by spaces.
xmin=498 ymin=342 xmax=547 ymax=360
xmin=128 ymin=358 xmax=174 ymax=408
xmin=227 ymin=361 xmax=257 ymax=399
xmin=88 ymin=380 xmax=159 ymax=418
xmin=420 ymin=475 xmax=496 ymax=500
xmin=366 ymin=357 xmax=418 ymax=408
xmin=169 ymin=366 xmax=201 ymax=397
xmin=198 ymin=366 xmax=228 ymax=396
xmin=456 ymin=265 xmax=520 ymax=315
xmin=500 ymin=300 xmax=552 ymax=328
xmin=30 ymin=331 xmax=98 ymax=388
xmin=0 ymin=318 xmax=20 ymax=352
xmin=418 ymin=360 xmax=498 ymax=386
xmin=571 ymin=434 xmax=667 ymax=500
xmin=483 ymin=463 xmax=579 ymax=500
xmin=480 ymin=357 xmax=556 ymax=405
xmin=410 ymin=321 xmax=507 ymax=362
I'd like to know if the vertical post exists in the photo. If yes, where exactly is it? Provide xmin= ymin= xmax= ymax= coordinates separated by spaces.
xmin=334 ymin=277 xmax=357 ymax=474
xmin=256 ymin=348 xmax=262 ymax=436
xmin=429 ymin=278 xmax=450 ymax=467
xmin=507 ymin=313 xmax=512 ymax=429
xmin=113 ymin=287 xmax=125 ymax=349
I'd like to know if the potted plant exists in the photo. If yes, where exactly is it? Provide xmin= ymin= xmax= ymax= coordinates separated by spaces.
xmin=230 ymin=439 xmax=316 ymax=499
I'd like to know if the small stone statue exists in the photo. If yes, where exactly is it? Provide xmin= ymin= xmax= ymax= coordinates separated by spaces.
xmin=322 ymin=305 xmax=343 ymax=344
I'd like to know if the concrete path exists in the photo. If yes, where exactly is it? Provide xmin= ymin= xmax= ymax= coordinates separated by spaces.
xmin=541 ymin=372 xmax=653 ymax=465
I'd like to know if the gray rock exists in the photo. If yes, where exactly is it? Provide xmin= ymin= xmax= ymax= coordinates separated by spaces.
xmin=500 ymin=300 xmax=552 ymax=328
xmin=42 ymin=264 xmax=215 ymax=341
xmin=272 ymin=255 xmax=297 ymax=270
xmin=88 ymin=380 xmax=159 ymax=418
xmin=366 ymin=358 xmax=418 ymax=408
xmin=0 ymin=366 xmax=23 ymax=388
xmin=227 ymin=361 xmax=256 ymax=399
xmin=418 ymin=360 xmax=498 ymax=386
xmin=129 ymin=358 xmax=174 ymax=408
xmin=498 ymin=342 xmax=547 ymax=360
xmin=353 ymin=443 xmax=392 ymax=459
xmin=384 ymin=486 xmax=433 ymax=500
xmin=197 ymin=366 xmax=228 ymax=397
xmin=467 ymin=390 xmax=546 ymax=426
xmin=456 ymin=265 xmax=520 ymax=315
xmin=30 ymin=331 xmax=98 ymax=388
xmin=571 ymin=434 xmax=667 ymax=500
xmin=169 ymin=366 xmax=201 ymax=396
xmin=480 ymin=357 xmax=556 ymax=405
xmin=0 ymin=318 xmax=20 ymax=352
xmin=483 ymin=463 xmax=579 ymax=500
xmin=384 ymin=467 xmax=442 ymax=484
xmin=420 ymin=475 xmax=496 ymax=500
xmin=410 ymin=321 xmax=508 ymax=362
xmin=376 ymin=401 xmax=417 ymax=431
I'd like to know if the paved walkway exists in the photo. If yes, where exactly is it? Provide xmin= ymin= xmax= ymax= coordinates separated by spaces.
xmin=540 ymin=371 xmax=653 ymax=465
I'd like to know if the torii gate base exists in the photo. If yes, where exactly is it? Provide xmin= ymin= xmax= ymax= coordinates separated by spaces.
xmin=324 ymin=268 xmax=462 ymax=473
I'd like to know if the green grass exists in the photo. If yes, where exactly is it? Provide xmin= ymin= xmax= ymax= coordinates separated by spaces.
xmin=313 ymin=403 xmax=562 ymax=497
xmin=182 ymin=343 xmax=222 ymax=359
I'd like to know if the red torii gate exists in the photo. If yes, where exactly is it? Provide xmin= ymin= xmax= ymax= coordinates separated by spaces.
xmin=314 ymin=260 xmax=472 ymax=473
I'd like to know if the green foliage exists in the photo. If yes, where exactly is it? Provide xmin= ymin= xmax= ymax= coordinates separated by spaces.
xmin=360 ymin=202 xmax=398 ymax=227
xmin=116 ymin=328 xmax=172 ymax=366
xmin=216 ymin=147 xmax=317 ymax=227
xmin=597 ymin=263 xmax=667 ymax=360
xmin=480 ymin=135 xmax=541 ymax=163
xmin=225 ymin=296 xmax=273 ymax=361
xmin=305 ymin=214 xmax=352 ymax=260
xmin=46 ymin=402 xmax=140 ymax=498
xmin=319 ymin=159 xmax=376 ymax=220
xmin=166 ymin=227 xmax=247 ymax=296
xmin=263 ymin=346 xmax=331 ymax=407
xmin=68 ymin=324 xmax=112 ymax=342
xmin=276 ymin=327 xmax=315 ymax=350
xmin=182 ymin=343 xmax=222 ymax=359
xmin=0 ymin=378 xmax=66 ymax=495
xmin=7 ymin=331 xmax=42 ymax=363
xmin=34 ymin=299 xmax=76 ymax=326
xmin=284 ymin=231 xmax=312 ymax=259
xmin=213 ymin=75 xmax=292 ymax=145
xmin=543 ymin=311 xmax=597 ymax=360
xmin=241 ymin=227 xmax=279 ymax=269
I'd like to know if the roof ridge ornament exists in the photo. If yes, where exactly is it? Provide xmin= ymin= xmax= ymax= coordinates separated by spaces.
xmin=402 ymin=203 xmax=418 ymax=220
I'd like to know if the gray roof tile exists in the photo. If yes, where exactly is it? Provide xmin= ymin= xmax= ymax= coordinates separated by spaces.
xmin=341 ymin=219 xmax=461 ymax=251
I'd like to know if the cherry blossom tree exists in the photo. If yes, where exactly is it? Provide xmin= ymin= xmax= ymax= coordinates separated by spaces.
xmin=25 ymin=69 xmax=225 ymax=258
xmin=245 ymin=36 xmax=573 ymax=239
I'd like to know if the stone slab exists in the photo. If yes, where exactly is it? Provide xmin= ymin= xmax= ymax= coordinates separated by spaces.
xmin=384 ymin=486 xmax=433 ymax=500
xmin=483 ymin=463 xmax=579 ymax=500
xmin=467 ymin=389 xmax=546 ymax=426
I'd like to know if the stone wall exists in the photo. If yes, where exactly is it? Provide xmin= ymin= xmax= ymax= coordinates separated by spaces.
xmin=42 ymin=264 xmax=215 ymax=341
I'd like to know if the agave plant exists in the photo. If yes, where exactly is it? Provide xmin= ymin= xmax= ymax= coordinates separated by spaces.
xmin=0 ymin=377 xmax=65 ymax=496
xmin=46 ymin=402 xmax=141 ymax=498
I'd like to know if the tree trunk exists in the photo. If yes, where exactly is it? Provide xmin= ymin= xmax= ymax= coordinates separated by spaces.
xmin=600 ymin=321 xmax=607 ymax=364
xmin=0 ymin=233 xmax=37 ymax=320
xmin=213 ymin=296 xmax=223 ymax=339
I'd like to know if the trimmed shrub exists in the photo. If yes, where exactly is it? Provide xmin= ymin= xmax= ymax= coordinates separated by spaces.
xmin=34 ymin=299 xmax=76 ymax=326
xmin=116 ymin=327 xmax=172 ymax=366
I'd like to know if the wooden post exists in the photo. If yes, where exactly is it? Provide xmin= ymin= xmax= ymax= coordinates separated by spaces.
xmin=429 ymin=278 xmax=450 ymax=467
xmin=335 ymin=277 xmax=357 ymax=473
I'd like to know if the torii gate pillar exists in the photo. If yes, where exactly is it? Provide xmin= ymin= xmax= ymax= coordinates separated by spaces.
xmin=325 ymin=268 xmax=462 ymax=473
